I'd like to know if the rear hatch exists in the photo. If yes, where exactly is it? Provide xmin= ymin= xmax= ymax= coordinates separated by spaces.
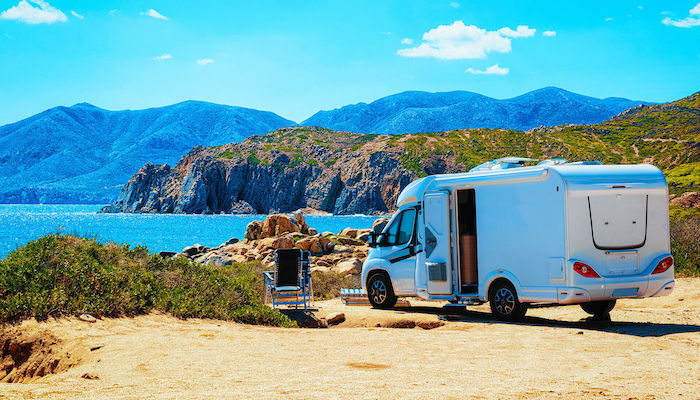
xmin=588 ymin=192 xmax=648 ymax=275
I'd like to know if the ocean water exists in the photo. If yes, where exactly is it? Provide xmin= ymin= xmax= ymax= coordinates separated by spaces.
xmin=0 ymin=205 xmax=383 ymax=259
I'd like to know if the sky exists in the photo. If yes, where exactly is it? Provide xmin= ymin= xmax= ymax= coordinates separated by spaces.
xmin=0 ymin=0 xmax=699 ymax=125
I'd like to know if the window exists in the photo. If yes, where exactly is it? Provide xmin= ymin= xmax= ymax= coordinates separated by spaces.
xmin=381 ymin=208 xmax=417 ymax=247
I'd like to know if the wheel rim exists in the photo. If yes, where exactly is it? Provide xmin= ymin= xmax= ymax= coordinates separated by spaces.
xmin=494 ymin=287 xmax=515 ymax=315
xmin=370 ymin=279 xmax=387 ymax=304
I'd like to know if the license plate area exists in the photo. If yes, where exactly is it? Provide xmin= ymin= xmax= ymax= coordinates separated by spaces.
xmin=612 ymin=287 xmax=639 ymax=298
xmin=605 ymin=251 xmax=639 ymax=276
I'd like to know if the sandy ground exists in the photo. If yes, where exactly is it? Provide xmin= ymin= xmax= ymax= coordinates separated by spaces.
xmin=1 ymin=279 xmax=699 ymax=400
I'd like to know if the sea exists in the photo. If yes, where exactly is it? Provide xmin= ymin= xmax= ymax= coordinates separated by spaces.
xmin=0 ymin=204 xmax=382 ymax=259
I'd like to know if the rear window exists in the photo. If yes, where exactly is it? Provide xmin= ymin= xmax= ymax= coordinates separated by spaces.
xmin=588 ymin=193 xmax=647 ymax=249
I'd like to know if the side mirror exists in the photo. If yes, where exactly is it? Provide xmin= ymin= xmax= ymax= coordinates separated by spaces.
xmin=369 ymin=231 xmax=384 ymax=248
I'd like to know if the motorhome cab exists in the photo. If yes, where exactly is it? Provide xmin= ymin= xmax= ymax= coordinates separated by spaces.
xmin=361 ymin=157 xmax=675 ymax=321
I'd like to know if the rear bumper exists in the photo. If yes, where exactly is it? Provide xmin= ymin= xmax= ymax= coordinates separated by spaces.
xmin=557 ymin=275 xmax=674 ymax=304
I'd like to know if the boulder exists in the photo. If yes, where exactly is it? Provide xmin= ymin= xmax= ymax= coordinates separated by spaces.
xmin=356 ymin=229 xmax=372 ymax=243
xmin=321 ymin=231 xmax=335 ymax=237
xmin=417 ymin=321 xmax=445 ymax=330
xmin=224 ymin=238 xmax=240 ymax=246
xmin=336 ymin=236 xmax=364 ymax=246
xmin=262 ymin=214 xmax=301 ymax=237
xmin=182 ymin=244 xmax=208 ymax=257
xmin=326 ymin=312 xmax=346 ymax=325
xmin=339 ymin=228 xmax=358 ymax=238
xmin=332 ymin=258 xmax=363 ymax=275
xmin=257 ymin=236 xmax=295 ymax=251
xmin=245 ymin=220 xmax=263 ymax=241
xmin=308 ymin=227 xmax=318 ymax=235
xmin=159 ymin=251 xmax=177 ymax=258
xmin=293 ymin=212 xmax=310 ymax=234
xmin=372 ymin=218 xmax=389 ymax=233
xmin=295 ymin=238 xmax=313 ymax=251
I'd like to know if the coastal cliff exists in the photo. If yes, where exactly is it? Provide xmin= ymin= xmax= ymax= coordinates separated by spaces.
xmin=103 ymin=92 xmax=700 ymax=214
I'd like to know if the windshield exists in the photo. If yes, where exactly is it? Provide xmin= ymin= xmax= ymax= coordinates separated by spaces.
xmin=381 ymin=208 xmax=417 ymax=247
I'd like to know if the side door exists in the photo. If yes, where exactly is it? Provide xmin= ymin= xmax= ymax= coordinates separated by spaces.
xmin=379 ymin=208 xmax=419 ymax=294
xmin=423 ymin=192 xmax=453 ymax=295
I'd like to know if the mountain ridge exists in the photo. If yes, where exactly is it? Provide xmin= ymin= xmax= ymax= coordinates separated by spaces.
xmin=302 ymin=87 xmax=653 ymax=134
xmin=102 ymin=92 xmax=699 ymax=215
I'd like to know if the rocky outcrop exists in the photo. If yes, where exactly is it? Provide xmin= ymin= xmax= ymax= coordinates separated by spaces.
xmin=174 ymin=214 xmax=374 ymax=274
xmin=102 ymin=127 xmax=432 ymax=215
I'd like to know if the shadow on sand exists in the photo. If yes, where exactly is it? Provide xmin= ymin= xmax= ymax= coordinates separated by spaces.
xmin=390 ymin=306 xmax=700 ymax=338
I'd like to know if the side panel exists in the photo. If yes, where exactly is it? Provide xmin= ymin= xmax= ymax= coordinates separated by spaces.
xmin=423 ymin=192 xmax=453 ymax=295
xmin=476 ymin=175 xmax=567 ymax=302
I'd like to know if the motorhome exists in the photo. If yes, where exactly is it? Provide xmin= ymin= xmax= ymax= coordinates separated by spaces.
xmin=361 ymin=158 xmax=675 ymax=321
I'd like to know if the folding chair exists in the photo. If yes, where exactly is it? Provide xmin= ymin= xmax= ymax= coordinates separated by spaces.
xmin=263 ymin=248 xmax=312 ymax=310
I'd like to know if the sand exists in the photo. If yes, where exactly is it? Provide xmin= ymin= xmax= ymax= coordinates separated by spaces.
xmin=1 ymin=278 xmax=699 ymax=399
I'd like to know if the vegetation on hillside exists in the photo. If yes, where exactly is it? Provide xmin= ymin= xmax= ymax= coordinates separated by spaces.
xmin=670 ymin=209 xmax=700 ymax=277
xmin=0 ymin=235 xmax=294 ymax=326
xmin=210 ymin=93 xmax=699 ymax=193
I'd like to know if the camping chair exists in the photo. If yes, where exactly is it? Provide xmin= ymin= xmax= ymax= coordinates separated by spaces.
xmin=263 ymin=248 xmax=313 ymax=310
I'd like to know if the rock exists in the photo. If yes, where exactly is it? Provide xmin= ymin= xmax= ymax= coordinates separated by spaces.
xmin=262 ymin=214 xmax=300 ymax=238
xmin=224 ymin=238 xmax=240 ymax=246
xmin=416 ymin=321 xmax=445 ymax=330
xmin=229 ymin=200 xmax=257 ymax=214
xmin=372 ymin=218 xmax=390 ymax=233
xmin=182 ymin=244 xmax=208 ymax=257
xmin=309 ymin=241 xmax=322 ymax=255
xmin=282 ymin=311 xmax=328 ymax=328
xmin=339 ymin=228 xmax=358 ymax=238
xmin=337 ymin=236 xmax=364 ymax=246
xmin=332 ymin=258 xmax=363 ymax=275
xmin=293 ymin=212 xmax=310 ymax=234
xmin=356 ymin=230 xmax=371 ymax=243
xmin=325 ymin=312 xmax=346 ymax=325
xmin=670 ymin=191 xmax=700 ymax=208
xmin=159 ymin=251 xmax=177 ymax=258
xmin=295 ymin=238 xmax=313 ymax=251
xmin=245 ymin=220 xmax=263 ymax=241
xmin=79 ymin=314 xmax=97 ymax=323
xmin=334 ymin=245 xmax=353 ymax=253
xmin=308 ymin=227 xmax=318 ymax=235
xmin=321 ymin=231 xmax=335 ymax=237
xmin=81 ymin=372 xmax=100 ymax=380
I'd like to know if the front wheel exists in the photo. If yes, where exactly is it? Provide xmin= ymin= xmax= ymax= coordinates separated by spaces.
xmin=367 ymin=273 xmax=397 ymax=309
xmin=489 ymin=281 xmax=527 ymax=321
xmin=581 ymin=300 xmax=616 ymax=316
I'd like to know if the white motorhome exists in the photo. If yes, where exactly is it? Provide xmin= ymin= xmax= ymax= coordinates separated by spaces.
xmin=361 ymin=158 xmax=675 ymax=320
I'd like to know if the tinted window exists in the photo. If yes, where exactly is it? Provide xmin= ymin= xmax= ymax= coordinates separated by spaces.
xmin=397 ymin=209 xmax=416 ymax=245
xmin=381 ymin=209 xmax=416 ymax=247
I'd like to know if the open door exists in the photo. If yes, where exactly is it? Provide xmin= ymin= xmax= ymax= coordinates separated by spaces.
xmin=423 ymin=192 xmax=453 ymax=295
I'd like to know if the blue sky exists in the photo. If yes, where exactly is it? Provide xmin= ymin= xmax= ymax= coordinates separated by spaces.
xmin=0 ymin=0 xmax=698 ymax=124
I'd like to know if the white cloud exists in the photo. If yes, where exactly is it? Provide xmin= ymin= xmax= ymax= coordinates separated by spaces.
xmin=109 ymin=9 xmax=120 ymax=16
xmin=154 ymin=54 xmax=172 ymax=60
xmin=401 ymin=38 xmax=413 ymax=45
xmin=661 ymin=11 xmax=671 ymax=15
xmin=638 ymin=5 xmax=643 ymax=10
xmin=662 ymin=3 xmax=700 ymax=27
xmin=0 ymin=0 xmax=67 ymax=24
xmin=542 ymin=30 xmax=556 ymax=37
xmin=141 ymin=9 xmax=168 ymax=20
xmin=605 ymin=17 xmax=614 ymax=21
xmin=197 ymin=58 xmax=214 ymax=66
xmin=498 ymin=25 xmax=536 ymax=38
xmin=450 ymin=2 xmax=460 ymax=9
xmin=397 ymin=21 xmax=534 ymax=60
xmin=466 ymin=64 xmax=509 ymax=75
xmin=70 ymin=10 xmax=83 ymax=19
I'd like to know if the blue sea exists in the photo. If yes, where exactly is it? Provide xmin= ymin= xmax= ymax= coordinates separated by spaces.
xmin=0 ymin=205 xmax=382 ymax=259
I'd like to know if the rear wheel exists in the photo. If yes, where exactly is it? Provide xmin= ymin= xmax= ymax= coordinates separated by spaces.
xmin=367 ymin=273 xmax=397 ymax=309
xmin=489 ymin=281 xmax=527 ymax=321
xmin=581 ymin=300 xmax=616 ymax=316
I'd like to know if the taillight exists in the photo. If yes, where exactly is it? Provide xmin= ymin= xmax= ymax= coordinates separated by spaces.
xmin=573 ymin=262 xmax=600 ymax=278
xmin=652 ymin=256 xmax=674 ymax=274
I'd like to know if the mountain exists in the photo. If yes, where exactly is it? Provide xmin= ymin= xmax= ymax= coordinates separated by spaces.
xmin=0 ymin=101 xmax=295 ymax=203
xmin=102 ymin=92 xmax=699 ymax=215
xmin=302 ymin=87 xmax=652 ymax=134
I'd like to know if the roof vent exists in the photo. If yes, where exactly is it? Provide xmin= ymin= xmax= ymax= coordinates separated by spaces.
xmin=537 ymin=158 xmax=568 ymax=166
xmin=469 ymin=157 xmax=537 ymax=172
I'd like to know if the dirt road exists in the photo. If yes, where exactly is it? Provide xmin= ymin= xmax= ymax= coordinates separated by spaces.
xmin=2 ymin=279 xmax=699 ymax=399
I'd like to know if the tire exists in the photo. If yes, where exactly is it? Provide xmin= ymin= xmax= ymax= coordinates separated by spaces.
xmin=489 ymin=281 xmax=527 ymax=321
xmin=580 ymin=300 xmax=616 ymax=316
xmin=367 ymin=273 xmax=397 ymax=309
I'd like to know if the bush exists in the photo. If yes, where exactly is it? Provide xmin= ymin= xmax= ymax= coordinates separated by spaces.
xmin=311 ymin=271 xmax=360 ymax=300
xmin=670 ymin=211 xmax=700 ymax=277
xmin=0 ymin=235 xmax=294 ymax=327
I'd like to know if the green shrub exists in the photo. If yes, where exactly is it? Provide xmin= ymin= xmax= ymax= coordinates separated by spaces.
xmin=311 ymin=271 xmax=360 ymax=300
xmin=0 ymin=235 xmax=294 ymax=327
xmin=670 ymin=211 xmax=700 ymax=277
